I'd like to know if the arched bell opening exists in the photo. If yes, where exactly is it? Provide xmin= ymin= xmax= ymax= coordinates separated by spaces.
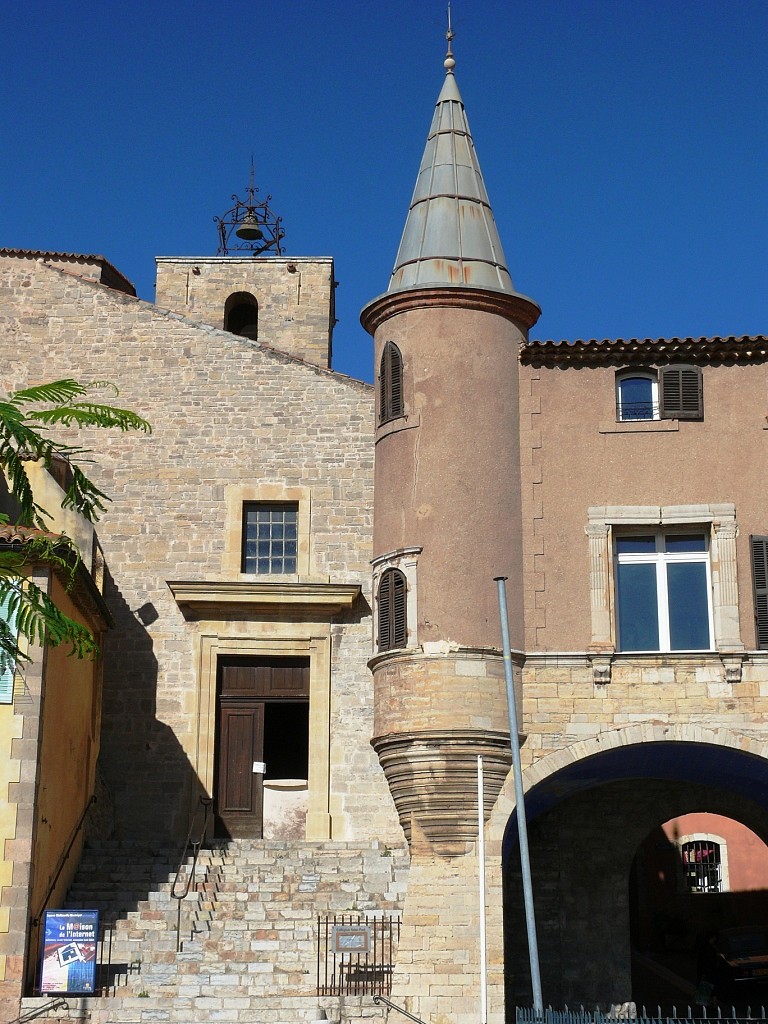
xmin=224 ymin=291 xmax=259 ymax=340
xmin=502 ymin=741 xmax=768 ymax=1018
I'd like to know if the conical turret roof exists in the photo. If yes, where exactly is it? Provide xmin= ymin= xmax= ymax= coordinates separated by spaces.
xmin=388 ymin=52 xmax=516 ymax=294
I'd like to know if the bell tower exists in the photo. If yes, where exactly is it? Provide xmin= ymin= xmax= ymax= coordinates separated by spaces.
xmin=362 ymin=35 xmax=540 ymax=856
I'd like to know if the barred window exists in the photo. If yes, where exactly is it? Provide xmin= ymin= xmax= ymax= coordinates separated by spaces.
xmin=682 ymin=840 xmax=722 ymax=893
xmin=242 ymin=503 xmax=298 ymax=574
xmin=378 ymin=568 xmax=407 ymax=651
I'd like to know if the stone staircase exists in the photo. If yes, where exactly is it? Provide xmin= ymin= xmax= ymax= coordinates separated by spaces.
xmin=22 ymin=838 xmax=409 ymax=1023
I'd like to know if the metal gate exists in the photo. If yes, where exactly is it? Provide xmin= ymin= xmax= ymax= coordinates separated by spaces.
xmin=317 ymin=912 xmax=400 ymax=996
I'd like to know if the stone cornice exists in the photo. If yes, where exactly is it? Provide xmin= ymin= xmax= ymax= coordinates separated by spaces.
xmin=360 ymin=285 xmax=541 ymax=335
xmin=167 ymin=579 xmax=361 ymax=619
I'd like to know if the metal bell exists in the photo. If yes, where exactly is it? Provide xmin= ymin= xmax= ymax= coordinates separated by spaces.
xmin=235 ymin=212 xmax=264 ymax=241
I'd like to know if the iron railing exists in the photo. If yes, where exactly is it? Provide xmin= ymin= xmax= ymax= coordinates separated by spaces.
xmin=317 ymin=912 xmax=400 ymax=996
xmin=7 ymin=999 xmax=69 ymax=1024
xmin=373 ymin=995 xmax=427 ymax=1024
xmin=517 ymin=1007 xmax=768 ymax=1024
xmin=617 ymin=401 xmax=659 ymax=422
xmin=26 ymin=795 xmax=96 ymax=996
xmin=171 ymin=795 xmax=213 ymax=951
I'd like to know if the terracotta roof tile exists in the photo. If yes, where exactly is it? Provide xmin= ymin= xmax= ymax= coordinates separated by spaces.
xmin=522 ymin=333 xmax=768 ymax=366
xmin=0 ymin=523 xmax=61 ymax=546
xmin=0 ymin=248 xmax=135 ymax=295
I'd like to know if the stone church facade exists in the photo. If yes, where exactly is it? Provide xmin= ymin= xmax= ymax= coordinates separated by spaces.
xmin=2 ymin=40 xmax=768 ymax=1024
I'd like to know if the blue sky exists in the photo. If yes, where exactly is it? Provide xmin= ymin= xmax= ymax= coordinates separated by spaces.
xmin=2 ymin=1 xmax=767 ymax=384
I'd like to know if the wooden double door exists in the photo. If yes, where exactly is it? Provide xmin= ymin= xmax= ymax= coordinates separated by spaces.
xmin=214 ymin=656 xmax=309 ymax=838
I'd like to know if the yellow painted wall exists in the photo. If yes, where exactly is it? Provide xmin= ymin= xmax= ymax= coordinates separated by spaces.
xmin=28 ymin=576 xmax=102 ymax=944
xmin=0 ymin=692 xmax=24 ymax=981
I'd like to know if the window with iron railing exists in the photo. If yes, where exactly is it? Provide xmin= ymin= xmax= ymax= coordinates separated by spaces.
xmin=682 ymin=839 xmax=722 ymax=893
xmin=616 ymin=366 xmax=703 ymax=422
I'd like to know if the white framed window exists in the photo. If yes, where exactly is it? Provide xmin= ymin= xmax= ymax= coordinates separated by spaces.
xmin=616 ymin=372 xmax=659 ymax=421
xmin=614 ymin=530 xmax=714 ymax=652
xmin=615 ymin=366 xmax=703 ymax=422
xmin=587 ymin=505 xmax=743 ymax=663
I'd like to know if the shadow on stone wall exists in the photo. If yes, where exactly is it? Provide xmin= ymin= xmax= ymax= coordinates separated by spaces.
xmin=97 ymin=568 xmax=206 ymax=844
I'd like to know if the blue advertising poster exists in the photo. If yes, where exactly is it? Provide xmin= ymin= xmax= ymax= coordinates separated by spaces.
xmin=40 ymin=910 xmax=99 ymax=994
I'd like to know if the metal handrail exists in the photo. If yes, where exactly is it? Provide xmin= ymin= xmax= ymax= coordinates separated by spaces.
xmin=7 ymin=998 xmax=68 ymax=1024
xmin=373 ymin=995 xmax=428 ymax=1024
xmin=170 ymin=795 xmax=212 ymax=951
xmin=26 ymin=793 xmax=97 ymax=995
xmin=31 ymin=795 xmax=96 ymax=926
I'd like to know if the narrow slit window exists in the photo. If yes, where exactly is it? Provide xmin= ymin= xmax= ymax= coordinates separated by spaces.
xmin=750 ymin=536 xmax=768 ymax=650
xmin=378 ymin=568 xmax=407 ymax=651
xmin=379 ymin=342 xmax=404 ymax=424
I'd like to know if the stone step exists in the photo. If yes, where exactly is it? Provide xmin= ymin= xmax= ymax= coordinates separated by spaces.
xmin=59 ymin=838 xmax=406 ymax=1011
xmin=19 ymin=992 xmax=385 ymax=1024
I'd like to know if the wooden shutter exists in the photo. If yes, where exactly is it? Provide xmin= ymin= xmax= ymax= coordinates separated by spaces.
xmin=379 ymin=342 xmax=404 ymax=423
xmin=378 ymin=568 xmax=407 ymax=651
xmin=392 ymin=571 xmax=407 ymax=647
xmin=659 ymin=365 xmax=703 ymax=420
xmin=751 ymin=536 xmax=768 ymax=650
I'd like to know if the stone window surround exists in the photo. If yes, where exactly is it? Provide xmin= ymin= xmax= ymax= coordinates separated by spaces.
xmin=223 ymin=484 xmax=311 ymax=577
xmin=586 ymin=504 xmax=744 ymax=684
xmin=371 ymin=547 xmax=421 ymax=652
xmin=196 ymin=631 xmax=333 ymax=841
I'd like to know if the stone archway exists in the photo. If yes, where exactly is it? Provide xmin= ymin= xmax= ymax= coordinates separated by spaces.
xmin=485 ymin=727 xmax=768 ymax=1014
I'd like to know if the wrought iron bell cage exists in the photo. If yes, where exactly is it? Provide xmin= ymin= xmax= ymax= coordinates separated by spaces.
xmin=214 ymin=166 xmax=285 ymax=256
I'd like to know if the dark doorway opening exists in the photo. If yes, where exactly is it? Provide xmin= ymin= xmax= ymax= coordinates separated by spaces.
xmin=213 ymin=655 xmax=309 ymax=839
xmin=264 ymin=702 xmax=309 ymax=780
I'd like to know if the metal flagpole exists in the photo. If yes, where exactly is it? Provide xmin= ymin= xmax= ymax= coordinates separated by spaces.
xmin=478 ymin=755 xmax=488 ymax=1024
xmin=495 ymin=576 xmax=543 ymax=1013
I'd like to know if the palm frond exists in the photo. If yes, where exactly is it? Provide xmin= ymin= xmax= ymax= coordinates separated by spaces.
xmin=29 ymin=402 xmax=151 ymax=433
xmin=9 ymin=379 xmax=91 ymax=407
xmin=61 ymin=465 xmax=110 ymax=523
xmin=0 ymin=574 xmax=97 ymax=671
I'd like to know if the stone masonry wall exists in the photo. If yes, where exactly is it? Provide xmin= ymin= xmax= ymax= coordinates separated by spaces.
xmin=155 ymin=257 xmax=334 ymax=368
xmin=0 ymin=256 xmax=400 ymax=847
xmin=519 ymin=653 xmax=768 ymax=772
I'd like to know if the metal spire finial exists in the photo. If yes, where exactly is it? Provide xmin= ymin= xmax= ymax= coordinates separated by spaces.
xmin=444 ymin=3 xmax=456 ymax=73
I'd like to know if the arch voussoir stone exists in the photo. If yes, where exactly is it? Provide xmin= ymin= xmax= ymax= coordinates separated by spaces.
xmin=487 ymin=723 xmax=768 ymax=844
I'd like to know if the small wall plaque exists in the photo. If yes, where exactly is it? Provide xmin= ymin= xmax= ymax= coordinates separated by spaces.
xmin=332 ymin=925 xmax=371 ymax=955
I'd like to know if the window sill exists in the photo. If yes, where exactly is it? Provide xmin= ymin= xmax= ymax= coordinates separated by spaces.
xmin=613 ymin=649 xmax=715 ymax=657
xmin=376 ymin=413 xmax=420 ymax=442
xmin=599 ymin=419 xmax=679 ymax=434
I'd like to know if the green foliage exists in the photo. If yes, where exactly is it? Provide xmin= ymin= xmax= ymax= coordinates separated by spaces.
xmin=0 ymin=380 xmax=150 ymax=673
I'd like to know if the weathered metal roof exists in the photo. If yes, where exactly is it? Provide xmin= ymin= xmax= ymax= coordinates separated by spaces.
xmin=388 ymin=55 xmax=518 ymax=295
